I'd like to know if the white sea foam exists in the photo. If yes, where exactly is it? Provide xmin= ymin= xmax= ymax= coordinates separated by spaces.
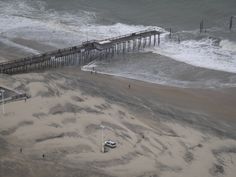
xmin=148 ymin=35 xmax=236 ymax=74
xmin=0 ymin=0 xmax=96 ymax=48
xmin=79 ymin=23 xmax=163 ymax=39
xmin=220 ymin=40 xmax=236 ymax=53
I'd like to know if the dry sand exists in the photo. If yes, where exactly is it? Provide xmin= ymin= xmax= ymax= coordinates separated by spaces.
xmin=0 ymin=68 xmax=236 ymax=177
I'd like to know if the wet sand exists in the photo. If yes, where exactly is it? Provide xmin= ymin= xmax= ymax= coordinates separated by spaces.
xmin=0 ymin=67 xmax=236 ymax=177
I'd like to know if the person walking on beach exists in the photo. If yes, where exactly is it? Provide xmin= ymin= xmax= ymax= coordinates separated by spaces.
xmin=178 ymin=36 xmax=181 ymax=44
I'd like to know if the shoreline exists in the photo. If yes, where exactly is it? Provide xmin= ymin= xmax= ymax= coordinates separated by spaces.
xmin=76 ymin=69 xmax=236 ymax=123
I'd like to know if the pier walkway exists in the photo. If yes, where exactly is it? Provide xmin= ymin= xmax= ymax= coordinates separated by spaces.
xmin=0 ymin=29 xmax=161 ymax=75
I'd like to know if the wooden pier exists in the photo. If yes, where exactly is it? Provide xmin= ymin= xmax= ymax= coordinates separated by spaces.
xmin=0 ymin=29 xmax=161 ymax=75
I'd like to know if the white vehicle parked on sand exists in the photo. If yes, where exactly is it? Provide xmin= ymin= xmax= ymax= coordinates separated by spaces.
xmin=104 ymin=140 xmax=117 ymax=148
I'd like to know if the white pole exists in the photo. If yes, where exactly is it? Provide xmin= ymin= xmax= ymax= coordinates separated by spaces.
xmin=102 ymin=126 xmax=104 ymax=152
xmin=100 ymin=124 xmax=104 ymax=153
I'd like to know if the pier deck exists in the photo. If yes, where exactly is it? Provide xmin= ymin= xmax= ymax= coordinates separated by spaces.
xmin=0 ymin=29 xmax=161 ymax=75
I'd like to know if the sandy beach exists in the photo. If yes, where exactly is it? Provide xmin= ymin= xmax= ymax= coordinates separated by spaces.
xmin=1 ymin=0 xmax=236 ymax=176
xmin=1 ymin=66 xmax=236 ymax=177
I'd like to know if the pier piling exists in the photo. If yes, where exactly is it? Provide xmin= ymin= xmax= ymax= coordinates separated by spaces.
xmin=200 ymin=20 xmax=204 ymax=33
xmin=229 ymin=16 xmax=234 ymax=31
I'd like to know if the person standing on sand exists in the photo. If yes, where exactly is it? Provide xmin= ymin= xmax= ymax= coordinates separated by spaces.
xmin=177 ymin=35 xmax=181 ymax=44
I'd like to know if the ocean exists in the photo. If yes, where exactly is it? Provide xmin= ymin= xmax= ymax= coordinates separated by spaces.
xmin=0 ymin=0 xmax=236 ymax=88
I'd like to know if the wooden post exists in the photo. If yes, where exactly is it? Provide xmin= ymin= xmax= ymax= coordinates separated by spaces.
xmin=133 ymin=39 xmax=136 ymax=51
xmin=169 ymin=28 xmax=172 ymax=39
xmin=75 ymin=54 xmax=78 ymax=65
xmin=158 ymin=34 xmax=160 ymax=46
xmin=230 ymin=16 xmax=233 ymax=31
xmin=138 ymin=38 xmax=141 ymax=50
xmin=112 ymin=46 xmax=115 ymax=57
xmin=84 ymin=52 xmax=86 ymax=65
xmin=67 ymin=55 xmax=69 ymax=66
xmin=83 ymin=52 xmax=85 ymax=64
xmin=63 ymin=56 xmax=66 ymax=66
xmin=67 ymin=55 xmax=70 ymax=66
xmin=73 ymin=54 xmax=75 ymax=65
xmin=77 ymin=53 xmax=80 ymax=65
xmin=54 ymin=57 xmax=58 ymax=68
xmin=143 ymin=37 xmax=146 ymax=48
xmin=68 ymin=55 xmax=70 ymax=66
xmin=154 ymin=35 xmax=156 ymax=46
xmin=128 ymin=41 xmax=130 ymax=52
xmin=123 ymin=42 xmax=126 ymax=54
xmin=200 ymin=20 xmax=204 ymax=33
xmin=114 ymin=45 xmax=117 ymax=55
xmin=105 ymin=49 xmax=108 ymax=59
xmin=62 ymin=56 xmax=64 ymax=66
xmin=58 ymin=57 xmax=60 ymax=67
xmin=149 ymin=36 xmax=151 ymax=46
xmin=79 ymin=53 xmax=81 ymax=64
xmin=117 ymin=43 xmax=120 ymax=54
